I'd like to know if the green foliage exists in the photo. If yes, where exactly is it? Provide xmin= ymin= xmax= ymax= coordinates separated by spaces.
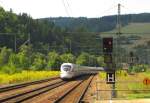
xmin=19 ymin=45 xmax=32 ymax=55
xmin=128 ymin=64 xmax=148 ymax=73
xmin=127 ymin=93 xmax=150 ymax=99
xmin=107 ymin=23 xmax=150 ymax=35
xmin=74 ymin=26 xmax=88 ymax=32
xmin=17 ymin=53 xmax=30 ymax=69
xmin=0 ymin=71 xmax=60 ymax=84
xmin=97 ymin=56 xmax=105 ymax=67
xmin=60 ymin=53 xmax=75 ymax=63
xmin=3 ymin=6 xmax=150 ymax=72
xmin=76 ymin=52 xmax=89 ymax=66
xmin=88 ymin=55 xmax=97 ymax=66
xmin=31 ymin=53 xmax=46 ymax=70
xmin=0 ymin=47 xmax=12 ymax=67
xmin=99 ymin=72 xmax=106 ymax=78
xmin=8 ymin=53 xmax=20 ymax=68
xmin=1 ymin=65 xmax=20 ymax=74
xmin=17 ymin=45 xmax=33 ymax=69
xmin=47 ymin=51 xmax=60 ymax=70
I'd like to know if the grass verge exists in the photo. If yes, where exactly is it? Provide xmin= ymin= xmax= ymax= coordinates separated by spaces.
xmin=99 ymin=70 xmax=150 ymax=99
xmin=0 ymin=71 xmax=60 ymax=85
xmin=127 ymin=93 xmax=150 ymax=99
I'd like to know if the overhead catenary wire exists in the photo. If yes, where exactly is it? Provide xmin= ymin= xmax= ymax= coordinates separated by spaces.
xmin=99 ymin=4 xmax=118 ymax=17
xmin=120 ymin=4 xmax=134 ymax=23
xmin=65 ymin=0 xmax=73 ymax=15
xmin=61 ymin=0 xmax=71 ymax=17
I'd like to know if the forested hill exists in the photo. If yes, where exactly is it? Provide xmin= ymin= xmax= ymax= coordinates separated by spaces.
xmin=0 ymin=6 xmax=150 ymax=72
xmin=0 ymin=7 xmax=101 ymax=55
xmin=1 ymin=5 xmax=150 ymax=55
xmin=44 ymin=13 xmax=150 ymax=32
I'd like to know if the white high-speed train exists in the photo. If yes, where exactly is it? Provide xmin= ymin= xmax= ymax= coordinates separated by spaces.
xmin=60 ymin=63 xmax=103 ymax=79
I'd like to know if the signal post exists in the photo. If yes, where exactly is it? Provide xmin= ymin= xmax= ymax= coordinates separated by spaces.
xmin=103 ymin=37 xmax=116 ymax=98
xmin=103 ymin=37 xmax=115 ymax=84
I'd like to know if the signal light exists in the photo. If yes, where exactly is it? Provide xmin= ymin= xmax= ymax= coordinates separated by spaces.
xmin=103 ymin=38 xmax=113 ymax=53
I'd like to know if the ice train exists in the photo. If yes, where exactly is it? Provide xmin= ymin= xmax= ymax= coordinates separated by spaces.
xmin=60 ymin=63 xmax=103 ymax=79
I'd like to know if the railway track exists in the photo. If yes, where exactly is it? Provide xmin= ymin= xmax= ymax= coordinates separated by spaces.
xmin=53 ymin=75 xmax=94 ymax=103
xmin=0 ymin=77 xmax=66 ymax=103
xmin=35 ymin=75 xmax=95 ymax=103
xmin=0 ymin=75 xmax=95 ymax=103
xmin=0 ymin=76 xmax=59 ymax=93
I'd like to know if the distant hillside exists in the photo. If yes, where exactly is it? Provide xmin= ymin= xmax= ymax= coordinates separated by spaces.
xmin=44 ymin=17 xmax=118 ymax=32
xmin=43 ymin=13 xmax=150 ymax=32
xmin=110 ymin=23 xmax=150 ymax=33
xmin=102 ymin=23 xmax=150 ymax=50
xmin=0 ymin=7 xmax=102 ymax=55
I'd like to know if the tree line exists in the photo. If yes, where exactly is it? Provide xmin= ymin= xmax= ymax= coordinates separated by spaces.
xmin=0 ymin=46 xmax=105 ymax=74
xmin=0 ymin=6 xmax=149 ymax=74
xmin=0 ymin=7 xmax=102 ymax=56
xmin=46 ymin=13 xmax=150 ymax=32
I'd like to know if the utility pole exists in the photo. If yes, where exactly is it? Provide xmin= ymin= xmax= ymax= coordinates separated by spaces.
xmin=117 ymin=3 xmax=121 ymax=35
xmin=14 ymin=34 xmax=16 ymax=52
xmin=115 ymin=3 xmax=121 ymax=66
xmin=111 ymin=3 xmax=122 ymax=99
xmin=69 ymin=40 xmax=71 ymax=53
xmin=28 ymin=33 xmax=31 ymax=45
xmin=0 ymin=33 xmax=17 ymax=52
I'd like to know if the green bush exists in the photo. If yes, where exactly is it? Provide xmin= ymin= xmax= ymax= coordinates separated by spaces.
xmin=76 ymin=52 xmax=89 ymax=66
xmin=128 ymin=64 xmax=148 ymax=73
xmin=31 ymin=53 xmax=46 ymax=70
xmin=1 ymin=65 xmax=21 ymax=74
xmin=47 ymin=51 xmax=61 ymax=70
xmin=97 ymin=56 xmax=105 ymax=67
xmin=0 ymin=47 xmax=12 ymax=67
xmin=8 ymin=53 xmax=20 ymax=67
xmin=88 ymin=55 xmax=97 ymax=66
xmin=60 ymin=53 xmax=75 ymax=63
xmin=17 ymin=45 xmax=33 ymax=69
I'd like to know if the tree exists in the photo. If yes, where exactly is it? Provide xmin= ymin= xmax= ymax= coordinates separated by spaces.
xmin=60 ymin=53 xmax=75 ymax=63
xmin=47 ymin=51 xmax=60 ymax=70
xmin=97 ymin=56 xmax=106 ymax=67
xmin=76 ymin=52 xmax=89 ymax=66
xmin=88 ymin=55 xmax=97 ymax=66
xmin=17 ymin=45 xmax=33 ymax=69
xmin=8 ymin=53 xmax=20 ymax=68
xmin=31 ymin=53 xmax=46 ymax=70
xmin=0 ymin=47 xmax=12 ymax=67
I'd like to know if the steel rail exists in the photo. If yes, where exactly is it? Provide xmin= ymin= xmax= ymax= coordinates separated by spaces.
xmin=97 ymin=89 xmax=150 ymax=91
xmin=54 ymin=80 xmax=84 ymax=103
xmin=54 ymin=75 xmax=94 ymax=103
xmin=0 ymin=76 xmax=59 ymax=93
xmin=76 ymin=75 xmax=94 ymax=103
xmin=0 ymin=80 xmax=66 ymax=103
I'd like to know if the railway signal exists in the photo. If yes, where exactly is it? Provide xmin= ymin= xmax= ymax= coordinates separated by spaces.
xmin=103 ymin=37 xmax=115 ymax=84
xmin=103 ymin=38 xmax=113 ymax=53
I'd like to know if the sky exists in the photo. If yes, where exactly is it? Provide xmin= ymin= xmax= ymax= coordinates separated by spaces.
xmin=0 ymin=0 xmax=150 ymax=19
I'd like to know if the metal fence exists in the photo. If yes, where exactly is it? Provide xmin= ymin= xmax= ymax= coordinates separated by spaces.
xmin=96 ymin=81 xmax=150 ymax=100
